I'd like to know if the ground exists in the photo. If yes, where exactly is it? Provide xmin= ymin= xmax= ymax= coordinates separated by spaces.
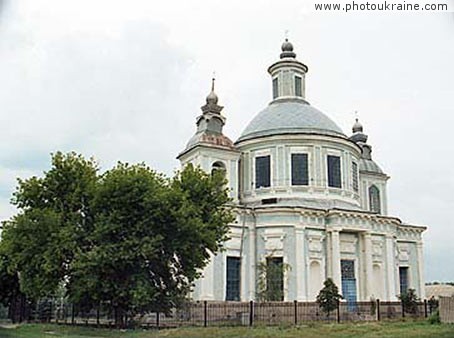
xmin=0 ymin=321 xmax=454 ymax=338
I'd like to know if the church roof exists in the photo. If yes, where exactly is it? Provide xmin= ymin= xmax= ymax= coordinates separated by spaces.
xmin=236 ymin=98 xmax=345 ymax=143
xmin=359 ymin=158 xmax=384 ymax=174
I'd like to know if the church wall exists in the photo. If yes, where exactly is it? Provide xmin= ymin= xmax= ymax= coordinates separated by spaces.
xmin=359 ymin=173 xmax=389 ymax=215
xmin=238 ymin=136 xmax=362 ymax=207
xmin=178 ymin=147 xmax=240 ymax=203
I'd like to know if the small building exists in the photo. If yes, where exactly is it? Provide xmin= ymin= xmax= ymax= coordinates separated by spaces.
xmin=177 ymin=39 xmax=426 ymax=302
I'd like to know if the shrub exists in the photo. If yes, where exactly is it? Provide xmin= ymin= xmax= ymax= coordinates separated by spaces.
xmin=398 ymin=289 xmax=419 ymax=314
xmin=316 ymin=278 xmax=342 ymax=317
xmin=428 ymin=309 xmax=440 ymax=324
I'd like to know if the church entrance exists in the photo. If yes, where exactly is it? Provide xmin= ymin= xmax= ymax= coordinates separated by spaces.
xmin=341 ymin=259 xmax=357 ymax=311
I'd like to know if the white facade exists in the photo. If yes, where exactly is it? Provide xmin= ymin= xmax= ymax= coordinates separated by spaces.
xmin=178 ymin=40 xmax=426 ymax=302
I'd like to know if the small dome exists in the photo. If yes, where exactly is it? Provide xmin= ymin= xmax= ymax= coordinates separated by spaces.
xmin=206 ymin=90 xmax=218 ymax=105
xmin=352 ymin=118 xmax=363 ymax=133
xmin=280 ymin=38 xmax=296 ymax=59
xmin=281 ymin=38 xmax=294 ymax=52
xmin=237 ymin=99 xmax=345 ymax=143
xmin=349 ymin=118 xmax=368 ymax=143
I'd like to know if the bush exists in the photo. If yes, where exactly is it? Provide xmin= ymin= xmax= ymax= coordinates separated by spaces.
xmin=316 ymin=278 xmax=342 ymax=317
xmin=398 ymin=289 xmax=419 ymax=314
xmin=428 ymin=309 xmax=440 ymax=324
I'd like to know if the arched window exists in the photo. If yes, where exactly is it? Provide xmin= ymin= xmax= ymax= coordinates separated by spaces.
xmin=211 ymin=161 xmax=226 ymax=178
xmin=369 ymin=185 xmax=381 ymax=214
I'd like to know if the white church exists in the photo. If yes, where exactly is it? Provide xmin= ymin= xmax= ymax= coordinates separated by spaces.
xmin=177 ymin=39 xmax=426 ymax=303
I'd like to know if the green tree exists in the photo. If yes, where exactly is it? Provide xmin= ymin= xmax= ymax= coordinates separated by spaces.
xmin=69 ymin=162 xmax=233 ymax=325
xmin=0 ymin=152 xmax=98 ymax=300
xmin=316 ymin=278 xmax=342 ymax=317
xmin=0 ymin=154 xmax=233 ymax=327
xmin=398 ymin=288 xmax=419 ymax=314
xmin=0 ymin=252 xmax=21 ymax=309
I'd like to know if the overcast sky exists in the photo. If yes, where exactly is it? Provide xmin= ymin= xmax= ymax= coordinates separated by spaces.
xmin=0 ymin=0 xmax=453 ymax=282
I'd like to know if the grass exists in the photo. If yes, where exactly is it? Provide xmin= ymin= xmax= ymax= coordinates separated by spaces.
xmin=0 ymin=320 xmax=453 ymax=338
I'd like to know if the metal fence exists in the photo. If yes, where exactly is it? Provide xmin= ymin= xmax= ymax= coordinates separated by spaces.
xmin=9 ymin=299 xmax=430 ymax=328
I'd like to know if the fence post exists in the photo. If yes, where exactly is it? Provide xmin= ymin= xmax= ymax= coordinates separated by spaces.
xmin=376 ymin=299 xmax=380 ymax=321
xmin=249 ymin=300 xmax=254 ymax=327
xmin=401 ymin=300 xmax=405 ymax=318
xmin=203 ymin=301 xmax=207 ymax=327
xmin=336 ymin=301 xmax=340 ymax=323
xmin=424 ymin=299 xmax=428 ymax=318
xmin=156 ymin=311 xmax=159 ymax=329
xmin=96 ymin=306 xmax=100 ymax=327
xmin=71 ymin=304 xmax=75 ymax=325
xmin=294 ymin=300 xmax=298 ymax=326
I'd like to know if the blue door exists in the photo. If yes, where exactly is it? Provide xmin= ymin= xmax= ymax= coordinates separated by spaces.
xmin=341 ymin=260 xmax=357 ymax=311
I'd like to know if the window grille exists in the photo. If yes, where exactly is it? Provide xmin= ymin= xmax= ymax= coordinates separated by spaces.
xmin=291 ymin=153 xmax=308 ymax=186
xmin=226 ymin=257 xmax=241 ymax=301
xmin=255 ymin=156 xmax=271 ymax=188
xmin=352 ymin=162 xmax=358 ymax=192
xmin=369 ymin=185 xmax=381 ymax=213
xmin=327 ymin=155 xmax=342 ymax=188
xmin=272 ymin=78 xmax=279 ymax=99
xmin=266 ymin=257 xmax=284 ymax=301
xmin=399 ymin=267 xmax=409 ymax=294
xmin=341 ymin=259 xmax=357 ymax=311
xmin=295 ymin=76 xmax=302 ymax=97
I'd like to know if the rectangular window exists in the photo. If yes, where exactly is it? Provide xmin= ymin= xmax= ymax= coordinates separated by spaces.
xmin=399 ymin=267 xmax=409 ymax=294
xmin=266 ymin=257 xmax=284 ymax=301
xmin=327 ymin=155 xmax=342 ymax=188
xmin=226 ymin=257 xmax=241 ymax=301
xmin=255 ymin=155 xmax=271 ymax=188
xmin=272 ymin=78 xmax=279 ymax=99
xmin=291 ymin=153 xmax=308 ymax=186
xmin=352 ymin=162 xmax=358 ymax=192
xmin=295 ymin=76 xmax=302 ymax=97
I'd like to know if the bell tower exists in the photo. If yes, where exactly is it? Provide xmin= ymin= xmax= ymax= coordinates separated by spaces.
xmin=177 ymin=79 xmax=240 ymax=203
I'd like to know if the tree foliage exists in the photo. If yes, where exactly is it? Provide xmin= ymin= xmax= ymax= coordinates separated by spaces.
xmin=256 ymin=254 xmax=291 ymax=301
xmin=316 ymin=278 xmax=342 ymax=317
xmin=398 ymin=288 xmax=419 ymax=314
xmin=0 ymin=153 xmax=233 ymax=325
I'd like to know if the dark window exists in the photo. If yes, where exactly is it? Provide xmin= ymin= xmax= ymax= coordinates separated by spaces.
xmin=399 ymin=267 xmax=409 ymax=294
xmin=291 ymin=153 xmax=309 ymax=186
xmin=272 ymin=78 xmax=279 ymax=99
xmin=327 ymin=155 xmax=342 ymax=188
xmin=255 ymin=155 xmax=270 ymax=188
xmin=369 ymin=185 xmax=381 ymax=213
xmin=226 ymin=257 xmax=241 ymax=301
xmin=261 ymin=198 xmax=277 ymax=205
xmin=352 ymin=162 xmax=358 ymax=192
xmin=266 ymin=257 xmax=284 ymax=301
xmin=295 ymin=76 xmax=302 ymax=97
xmin=211 ymin=161 xmax=226 ymax=177
xmin=341 ymin=259 xmax=357 ymax=311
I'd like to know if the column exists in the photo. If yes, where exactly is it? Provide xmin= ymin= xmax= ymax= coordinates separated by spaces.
xmin=331 ymin=230 xmax=342 ymax=290
xmin=385 ymin=235 xmax=397 ymax=300
xmin=248 ymin=214 xmax=256 ymax=300
xmin=416 ymin=241 xmax=425 ymax=299
xmin=200 ymin=252 xmax=215 ymax=300
xmin=364 ymin=232 xmax=373 ymax=299
xmin=295 ymin=227 xmax=306 ymax=300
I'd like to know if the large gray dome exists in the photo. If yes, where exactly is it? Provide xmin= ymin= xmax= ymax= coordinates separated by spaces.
xmin=237 ymin=99 xmax=345 ymax=143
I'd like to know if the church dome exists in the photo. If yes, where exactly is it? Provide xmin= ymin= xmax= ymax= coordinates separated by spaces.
xmin=236 ymin=98 xmax=345 ymax=143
